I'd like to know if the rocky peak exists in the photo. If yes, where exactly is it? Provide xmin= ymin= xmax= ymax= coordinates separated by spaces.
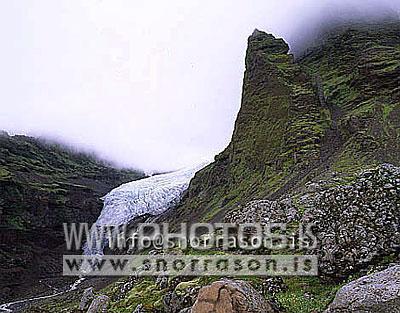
xmin=164 ymin=30 xmax=323 ymax=224
xmin=248 ymin=29 xmax=289 ymax=56
xmin=165 ymin=21 xmax=400 ymax=226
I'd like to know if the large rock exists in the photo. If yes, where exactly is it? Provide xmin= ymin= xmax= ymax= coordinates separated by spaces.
xmin=191 ymin=279 xmax=276 ymax=313
xmin=325 ymin=265 xmax=400 ymax=313
xmin=302 ymin=164 xmax=400 ymax=277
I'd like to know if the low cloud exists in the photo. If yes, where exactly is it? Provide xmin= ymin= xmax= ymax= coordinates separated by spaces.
xmin=0 ymin=0 xmax=398 ymax=172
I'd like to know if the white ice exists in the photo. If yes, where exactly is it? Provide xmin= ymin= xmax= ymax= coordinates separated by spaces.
xmin=84 ymin=161 xmax=209 ymax=256
xmin=95 ymin=161 xmax=209 ymax=226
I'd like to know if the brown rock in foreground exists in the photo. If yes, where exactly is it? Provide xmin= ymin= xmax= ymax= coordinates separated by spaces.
xmin=191 ymin=279 xmax=277 ymax=313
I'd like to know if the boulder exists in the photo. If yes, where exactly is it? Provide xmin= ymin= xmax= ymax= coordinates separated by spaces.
xmin=325 ymin=265 xmax=400 ymax=313
xmin=87 ymin=295 xmax=110 ymax=313
xmin=191 ymin=279 xmax=276 ymax=313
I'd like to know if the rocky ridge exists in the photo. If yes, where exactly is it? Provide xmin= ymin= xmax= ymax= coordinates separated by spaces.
xmin=168 ymin=21 xmax=400 ymax=226
xmin=225 ymin=163 xmax=400 ymax=278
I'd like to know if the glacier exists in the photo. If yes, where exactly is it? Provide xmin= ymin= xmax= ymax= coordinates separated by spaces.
xmin=84 ymin=161 xmax=209 ymax=255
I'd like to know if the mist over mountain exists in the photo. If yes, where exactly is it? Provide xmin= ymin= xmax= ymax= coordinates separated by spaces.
xmin=0 ymin=0 xmax=399 ymax=172
xmin=1 ymin=2 xmax=400 ymax=311
xmin=287 ymin=4 xmax=400 ymax=55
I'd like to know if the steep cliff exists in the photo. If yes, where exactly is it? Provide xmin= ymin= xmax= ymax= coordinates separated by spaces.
xmin=299 ymin=21 xmax=400 ymax=171
xmin=170 ymin=20 xmax=400 ymax=223
xmin=0 ymin=133 xmax=144 ymax=302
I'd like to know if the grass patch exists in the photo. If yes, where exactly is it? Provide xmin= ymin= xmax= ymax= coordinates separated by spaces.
xmin=276 ymin=277 xmax=342 ymax=313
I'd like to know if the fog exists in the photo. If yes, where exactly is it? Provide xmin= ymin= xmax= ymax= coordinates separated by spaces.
xmin=0 ymin=0 xmax=398 ymax=172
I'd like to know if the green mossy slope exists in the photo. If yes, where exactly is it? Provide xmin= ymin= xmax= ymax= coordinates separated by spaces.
xmin=0 ymin=133 xmax=144 ymax=302
xmin=169 ymin=21 xmax=400 ymax=225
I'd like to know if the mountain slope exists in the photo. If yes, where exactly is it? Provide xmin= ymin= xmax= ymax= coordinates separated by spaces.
xmin=0 ymin=133 xmax=144 ymax=302
xmin=169 ymin=20 xmax=400 ymax=224
xmin=299 ymin=21 xmax=400 ymax=170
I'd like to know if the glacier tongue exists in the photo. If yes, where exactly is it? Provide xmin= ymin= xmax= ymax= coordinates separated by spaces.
xmin=84 ymin=161 xmax=209 ymax=256
xmin=95 ymin=161 xmax=209 ymax=227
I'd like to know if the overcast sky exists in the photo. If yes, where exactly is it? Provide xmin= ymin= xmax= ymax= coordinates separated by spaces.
xmin=0 ymin=1 xmax=398 ymax=172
